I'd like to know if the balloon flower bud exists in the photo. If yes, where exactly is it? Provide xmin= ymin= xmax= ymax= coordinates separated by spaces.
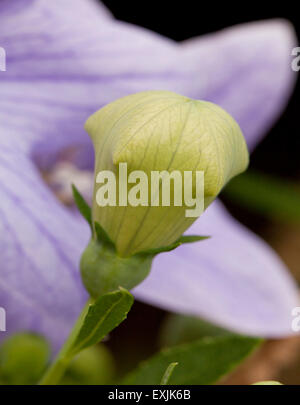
xmin=85 ymin=91 xmax=249 ymax=257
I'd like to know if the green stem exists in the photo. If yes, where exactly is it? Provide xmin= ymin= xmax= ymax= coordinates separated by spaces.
xmin=39 ymin=300 xmax=92 ymax=385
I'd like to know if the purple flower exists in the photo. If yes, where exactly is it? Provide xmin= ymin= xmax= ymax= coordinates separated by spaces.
xmin=0 ymin=0 xmax=298 ymax=350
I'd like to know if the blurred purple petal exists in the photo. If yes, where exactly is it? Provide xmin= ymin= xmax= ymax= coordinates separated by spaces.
xmin=134 ymin=201 xmax=300 ymax=337
xmin=0 ymin=0 xmax=177 ymax=165
xmin=0 ymin=145 xmax=89 ymax=350
xmin=0 ymin=1 xmax=296 ymax=166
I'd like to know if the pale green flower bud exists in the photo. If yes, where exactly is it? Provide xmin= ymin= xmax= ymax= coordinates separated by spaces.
xmin=85 ymin=91 xmax=249 ymax=257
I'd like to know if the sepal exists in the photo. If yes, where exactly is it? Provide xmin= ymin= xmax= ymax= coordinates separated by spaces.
xmin=72 ymin=184 xmax=92 ymax=231
xmin=73 ymin=187 xmax=209 ymax=298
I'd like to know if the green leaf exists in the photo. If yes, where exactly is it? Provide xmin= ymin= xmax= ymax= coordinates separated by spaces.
xmin=159 ymin=314 xmax=232 ymax=347
xmin=69 ymin=288 xmax=133 ymax=356
xmin=138 ymin=235 xmax=209 ymax=257
xmin=176 ymin=235 xmax=210 ymax=244
xmin=138 ymin=242 xmax=181 ymax=256
xmin=160 ymin=362 xmax=178 ymax=385
xmin=40 ymin=290 xmax=133 ymax=385
xmin=0 ymin=333 xmax=50 ymax=385
xmin=224 ymin=170 xmax=300 ymax=224
xmin=72 ymin=184 xmax=92 ymax=230
xmin=123 ymin=336 xmax=261 ymax=385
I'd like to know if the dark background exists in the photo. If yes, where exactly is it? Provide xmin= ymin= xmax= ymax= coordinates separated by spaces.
xmin=101 ymin=1 xmax=300 ymax=179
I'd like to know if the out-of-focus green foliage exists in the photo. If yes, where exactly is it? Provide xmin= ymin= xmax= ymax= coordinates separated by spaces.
xmin=0 ymin=333 xmax=115 ymax=385
xmin=160 ymin=314 xmax=232 ymax=347
xmin=60 ymin=345 xmax=115 ymax=385
xmin=0 ymin=333 xmax=50 ymax=385
xmin=122 ymin=336 xmax=261 ymax=385
xmin=224 ymin=170 xmax=300 ymax=224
